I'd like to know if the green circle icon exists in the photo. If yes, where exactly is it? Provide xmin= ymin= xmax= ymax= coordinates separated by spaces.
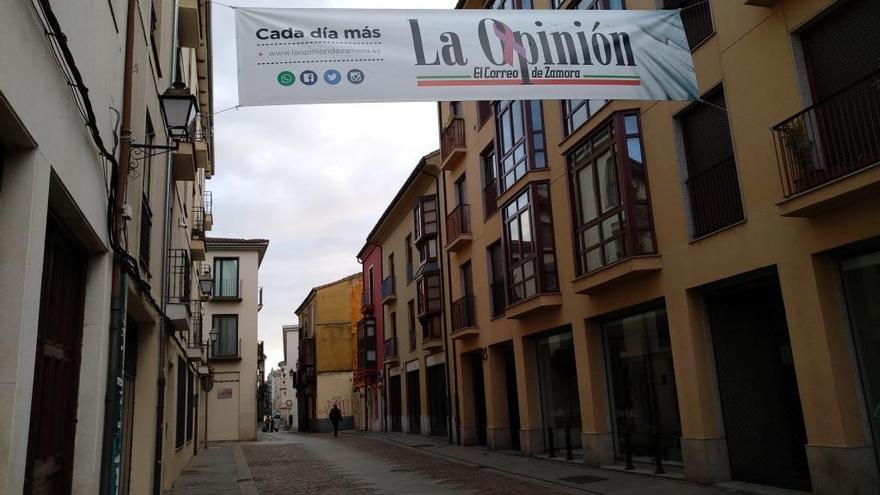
xmin=277 ymin=71 xmax=296 ymax=86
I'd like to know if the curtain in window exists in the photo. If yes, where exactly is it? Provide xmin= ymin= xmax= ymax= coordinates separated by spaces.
xmin=214 ymin=316 xmax=238 ymax=356
xmin=214 ymin=259 xmax=239 ymax=297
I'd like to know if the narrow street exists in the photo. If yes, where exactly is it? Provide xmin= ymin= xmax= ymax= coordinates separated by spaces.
xmin=172 ymin=431 xmax=751 ymax=495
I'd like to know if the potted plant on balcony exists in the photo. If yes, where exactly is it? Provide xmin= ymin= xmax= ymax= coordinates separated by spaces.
xmin=778 ymin=120 xmax=823 ymax=193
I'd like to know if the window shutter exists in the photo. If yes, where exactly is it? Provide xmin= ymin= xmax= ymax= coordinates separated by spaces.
xmin=680 ymin=89 xmax=734 ymax=177
xmin=803 ymin=0 xmax=880 ymax=101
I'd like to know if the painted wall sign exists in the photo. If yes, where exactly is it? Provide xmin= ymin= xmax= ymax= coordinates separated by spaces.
xmin=217 ymin=387 xmax=233 ymax=399
xmin=235 ymin=8 xmax=698 ymax=106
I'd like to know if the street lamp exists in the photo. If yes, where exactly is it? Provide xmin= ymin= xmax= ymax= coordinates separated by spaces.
xmin=209 ymin=327 xmax=218 ymax=344
xmin=159 ymin=81 xmax=199 ymax=140
xmin=198 ymin=269 xmax=214 ymax=300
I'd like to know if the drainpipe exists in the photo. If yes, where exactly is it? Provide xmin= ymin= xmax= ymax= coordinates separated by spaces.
xmin=437 ymin=166 xmax=459 ymax=446
xmin=154 ymin=2 xmax=181 ymax=493
xmin=100 ymin=1 xmax=137 ymax=493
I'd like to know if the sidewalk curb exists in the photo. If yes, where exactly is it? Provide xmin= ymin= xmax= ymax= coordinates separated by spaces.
xmin=234 ymin=445 xmax=258 ymax=495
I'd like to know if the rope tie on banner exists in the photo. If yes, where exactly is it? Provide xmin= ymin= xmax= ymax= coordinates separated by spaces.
xmin=207 ymin=0 xmax=236 ymax=8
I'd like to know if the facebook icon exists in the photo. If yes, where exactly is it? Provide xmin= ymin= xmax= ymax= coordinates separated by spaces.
xmin=300 ymin=70 xmax=318 ymax=86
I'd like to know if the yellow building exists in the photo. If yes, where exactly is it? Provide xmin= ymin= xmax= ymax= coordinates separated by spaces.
xmin=400 ymin=1 xmax=880 ymax=494
xmin=295 ymin=273 xmax=362 ymax=432
xmin=362 ymin=151 xmax=452 ymax=437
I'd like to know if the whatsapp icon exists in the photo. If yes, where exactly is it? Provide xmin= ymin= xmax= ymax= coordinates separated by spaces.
xmin=277 ymin=71 xmax=296 ymax=87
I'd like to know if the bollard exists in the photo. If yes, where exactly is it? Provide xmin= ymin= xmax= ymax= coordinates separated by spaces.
xmin=623 ymin=427 xmax=635 ymax=470
xmin=548 ymin=427 xmax=556 ymax=458
xmin=565 ymin=426 xmax=573 ymax=461
xmin=653 ymin=430 xmax=665 ymax=475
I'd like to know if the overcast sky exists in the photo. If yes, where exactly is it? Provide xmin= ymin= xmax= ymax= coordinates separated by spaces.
xmin=210 ymin=0 xmax=456 ymax=371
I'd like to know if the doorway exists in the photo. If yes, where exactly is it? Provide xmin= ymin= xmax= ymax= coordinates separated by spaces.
xmin=707 ymin=277 xmax=811 ymax=491
xmin=471 ymin=354 xmax=488 ymax=446
xmin=389 ymin=374 xmax=402 ymax=432
xmin=25 ymin=214 xmax=88 ymax=494
xmin=406 ymin=369 xmax=421 ymax=434
xmin=119 ymin=318 xmax=139 ymax=495
xmin=427 ymin=364 xmax=448 ymax=437
xmin=503 ymin=344 xmax=521 ymax=450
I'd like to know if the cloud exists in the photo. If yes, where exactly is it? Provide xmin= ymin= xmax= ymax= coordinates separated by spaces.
xmin=210 ymin=0 xmax=455 ymax=370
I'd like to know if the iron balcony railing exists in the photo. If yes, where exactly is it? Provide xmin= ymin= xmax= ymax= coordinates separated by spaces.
xmin=685 ymin=157 xmax=744 ymax=237
xmin=440 ymin=117 xmax=466 ymax=162
xmin=381 ymin=275 xmax=396 ymax=300
xmin=446 ymin=204 xmax=472 ymax=244
xmin=203 ymin=190 xmax=213 ymax=215
xmin=384 ymin=337 xmax=398 ymax=361
xmin=665 ymin=0 xmax=713 ymax=50
xmin=166 ymin=249 xmax=191 ymax=305
xmin=773 ymin=70 xmax=880 ymax=198
xmin=187 ymin=299 xmax=203 ymax=348
xmin=192 ymin=207 xmax=205 ymax=240
xmin=361 ymin=288 xmax=374 ymax=314
xmin=184 ymin=112 xmax=213 ymax=142
xmin=209 ymin=337 xmax=241 ymax=360
xmin=451 ymin=295 xmax=477 ymax=333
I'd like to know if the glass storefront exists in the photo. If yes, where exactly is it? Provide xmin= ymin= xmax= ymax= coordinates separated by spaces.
xmin=841 ymin=251 xmax=880 ymax=469
xmin=536 ymin=328 xmax=582 ymax=452
xmin=603 ymin=308 xmax=683 ymax=466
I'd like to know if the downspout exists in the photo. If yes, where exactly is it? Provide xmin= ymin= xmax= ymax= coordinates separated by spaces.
xmin=100 ymin=1 xmax=136 ymax=493
xmin=154 ymin=2 xmax=182 ymax=493
xmin=437 ymin=165 xmax=459 ymax=446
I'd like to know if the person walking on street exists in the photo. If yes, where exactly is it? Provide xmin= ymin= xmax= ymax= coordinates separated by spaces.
xmin=329 ymin=403 xmax=342 ymax=437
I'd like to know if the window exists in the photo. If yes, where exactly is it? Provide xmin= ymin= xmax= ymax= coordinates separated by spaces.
xmin=677 ymin=86 xmax=743 ymax=238
xmin=460 ymin=261 xmax=474 ymax=298
xmin=408 ymin=300 xmax=416 ymax=351
xmin=477 ymin=101 xmax=492 ymax=127
xmin=664 ymin=0 xmax=713 ymax=50
xmin=450 ymin=101 xmax=461 ymax=117
xmin=213 ymin=258 xmax=240 ymax=298
xmin=495 ymin=100 xmax=546 ymax=193
xmin=572 ymin=0 xmax=624 ymax=9
xmin=175 ymin=357 xmax=186 ymax=448
xmin=455 ymin=174 xmax=468 ymax=206
xmin=416 ymin=273 xmax=442 ymax=317
xmin=488 ymin=0 xmax=531 ymax=9
xmin=186 ymin=367 xmax=194 ymax=441
xmin=144 ymin=115 xmax=154 ymax=201
xmin=212 ymin=315 xmax=239 ymax=358
xmin=388 ymin=253 xmax=395 ymax=282
xmin=413 ymin=195 xmax=438 ymax=244
xmin=502 ymin=183 xmax=558 ymax=305
xmin=368 ymin=266 xmax=375 ymax=300
xmin=150 ymin=2 xmax=163 ymax=77
xmin=568 ymin=112 xmax=656 ymax=274
xmin=140 ymin=195 xmax=152 ymax=269
xmin=482 ymin=145 xmax=499 ymax=218
xmin=405 ymin=235 xmax=414 ymax=283
xmin=487 ymin=241 xmax=506 ymax=317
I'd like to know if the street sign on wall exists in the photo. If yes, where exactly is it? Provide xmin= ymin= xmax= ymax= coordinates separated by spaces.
xmin=235 ymin=8 xmax=698 ymax=106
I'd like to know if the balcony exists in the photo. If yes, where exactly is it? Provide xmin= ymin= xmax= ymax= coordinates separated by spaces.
xmin=166 ymin=249 xmax=192 ymax=332
xmin=773 ymin=71 xmax=880 ymax=216
xmin=203 ymin=191 xmax=213 ymax=230
xmin=171 ymin=141 xmax=196 ymax=182
xmin=184 ymin=113 xmax=213 ymax=175
xmin=665 ymin=0 xmax=714 ymax=51
xmin=357 ymin=317 xmax=377 ymax=374
xmin=185 ymin=300 xmax=204 ymax=362
xmin=258 ymin=286 xmax=263 ymax=311
xmin=571 ymin=256 xmax=663 ymax=295
xmin=178 ymin=0 xmax=203 ymax=49
xmin=450 ymin=295 xmax=478 ymax=339
xmin=208 ymin=338 xmax=241 ymax=361
xmin=361 ymin=288 xmax=374 ymax=315
xmin=686 ymin=157 xmax=744 ymax=237
xmin=384 ymin=337 xmax=399 ymax=364
xmin=381 ymin=275 xmax=396 ymax=304
xmin=440 ymin=117 xmax=466 ymax=170
xmin=191 ymin=207 xmax=206 ymax=261
xmin=505 ymin=294 xmax=562 ymax=320
xmin=445 ymin=204 xmax=473 ymax=252
xmin=422 ymin=321 xmax=444 ymax=351
xmin=212 ymin=278 xmax=242 ymax=302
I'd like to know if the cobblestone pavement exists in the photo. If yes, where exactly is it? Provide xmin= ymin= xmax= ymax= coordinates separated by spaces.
xmin=241 ymin=431 xmax=575 ymax=495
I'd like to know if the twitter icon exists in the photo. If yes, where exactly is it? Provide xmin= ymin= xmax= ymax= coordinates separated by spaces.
xmin=324 ymin=70 xmax=341 ymax=85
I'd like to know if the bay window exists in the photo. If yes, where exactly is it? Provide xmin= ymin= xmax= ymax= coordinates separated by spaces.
xmin=568 ymin=112 xmax=655 ymax=275
xmin=503 ymin=182 xmax=558 ymax=305
xmin=495 ymin=100 xmax=546 ymax=193
xmin=413 ymin=195 xmax=437 ymax=245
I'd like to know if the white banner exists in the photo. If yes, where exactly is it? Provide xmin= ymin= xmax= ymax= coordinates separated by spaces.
xmin=235 ymin=8 xmax=698 ymax=106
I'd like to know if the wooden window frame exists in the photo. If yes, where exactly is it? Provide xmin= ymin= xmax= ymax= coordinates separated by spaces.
xmin=567 ymin=111 xmax=657 ymax=275
xmin=495 ymin=100 xmax=546 ymax=195
xmin=502 ymin=182 xmax=559 ymax=305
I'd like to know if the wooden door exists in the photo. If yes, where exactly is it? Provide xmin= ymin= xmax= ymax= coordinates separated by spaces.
xmin=25 ymin=214 xmax=88 ymax=494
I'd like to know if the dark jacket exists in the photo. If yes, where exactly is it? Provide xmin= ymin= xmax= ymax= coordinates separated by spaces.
xmin=329 ymin=406 xmax=342 ymax=424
